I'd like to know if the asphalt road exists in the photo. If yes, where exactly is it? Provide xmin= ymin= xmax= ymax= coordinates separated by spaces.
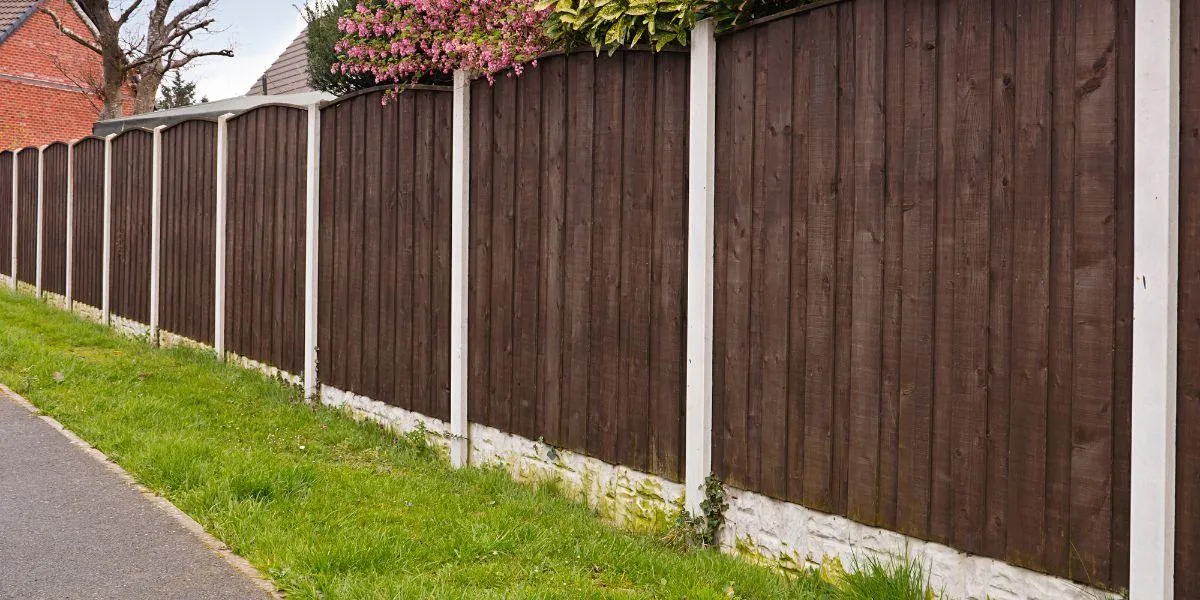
xmin=0 ymin=389 xmax=273 ymax=600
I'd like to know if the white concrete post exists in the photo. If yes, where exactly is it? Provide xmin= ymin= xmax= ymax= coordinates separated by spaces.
xmin=102 ymin=134 xmax=114 ymax=326
xmin=149 ymin=126 xmax=165 ymax=346
xmin=66 ymin=142 xmax=74 ymax=310
xmin=450 ymin=69 xmax=472 ymax=468
xmin=35 ymin=146 xmax=44 ymax=298
xmin=214 ymin=114 xmax=233 ymax=360
xmin=684 ymin=18 xmax=717 ymax=514
xmin=1132 ymin=1 xmax=1181 ymax=597
xmin=10 ymin=153 xmax=17 ymax=290
xmin=303 ymin=105 xmax=321 ymax=401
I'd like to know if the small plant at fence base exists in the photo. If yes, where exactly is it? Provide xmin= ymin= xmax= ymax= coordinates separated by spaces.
xmin=666 ymin=473 xmax=728 ymax=549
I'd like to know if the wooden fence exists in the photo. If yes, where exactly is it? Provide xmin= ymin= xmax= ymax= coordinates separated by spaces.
xmin=225 ymin=105 xmax=307 ymax=375
xmin=16 ymin=148 xmax=36 ymax=286
xmin=319 ymin=88 xmax=452 ymax=419
xmin=711 ymin=0 xmax=1132 ymax=588
xmin=161 ymin=120 xmax=218 ymax=345
xmin=0 ymin=151 xmax=10 ymax=278
xmin=3 ymin=0 xmax=1176 ymax=592
xmin=469 ymin=49 xmax=689 ymax=479
xmin=71 ymin=138 xmax=105 ymax=309
xmin=41 ymin=143 xmax=69 ymax=296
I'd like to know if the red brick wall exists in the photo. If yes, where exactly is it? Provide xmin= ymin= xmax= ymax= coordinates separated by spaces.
xmin=0 ymin=0 xmax=119 ymax=149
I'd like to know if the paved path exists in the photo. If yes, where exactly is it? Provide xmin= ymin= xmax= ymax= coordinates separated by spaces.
xmin=0 ymin=389 xmax=275 ymax=600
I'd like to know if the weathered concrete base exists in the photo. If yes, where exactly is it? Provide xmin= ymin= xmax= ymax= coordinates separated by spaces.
xmin=110 ymin=313 xmax=149 ymax=339
xmin=720 ymin=486 xmax=1115 ymax=600
xmin=159 ymin=330 xmax=213 ymax=352
xmin=226 ymin=353 xmax=300 ymax=387
xmin=320 ymin=385 xmax=451 ymax=453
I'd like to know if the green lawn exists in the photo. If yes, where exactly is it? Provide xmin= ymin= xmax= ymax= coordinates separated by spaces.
xmin=0 ymin=289 xmax=927 ymax=599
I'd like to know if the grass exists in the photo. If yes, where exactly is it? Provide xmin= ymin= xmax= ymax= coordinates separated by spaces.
xmin=0 ymin=288 xmax=933 ymax=599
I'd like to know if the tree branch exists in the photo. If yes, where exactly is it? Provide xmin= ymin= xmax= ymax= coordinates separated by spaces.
xmin=39 ymin=8 xmax=103 ymax=55
xmin=166 ymin=47 xmax=233 ymax=70
xmin=115 ymin=0 xmax=146 ymax=26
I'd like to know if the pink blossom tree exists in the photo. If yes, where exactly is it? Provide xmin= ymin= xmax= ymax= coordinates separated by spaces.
xmin=333 ymin=0 xmax=553 ymax=93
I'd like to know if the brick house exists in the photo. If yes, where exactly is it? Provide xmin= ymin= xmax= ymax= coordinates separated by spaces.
xmin=0 ymin=0 xmax=114 ymax=149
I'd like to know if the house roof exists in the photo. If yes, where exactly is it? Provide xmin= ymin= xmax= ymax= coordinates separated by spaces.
xmin=246 ymin=27 xmax=311 ymax=96
xmin=0 ymin=0 xmax=96 ymax=44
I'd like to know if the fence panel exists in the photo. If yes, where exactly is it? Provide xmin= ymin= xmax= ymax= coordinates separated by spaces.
xmin=318 ymin=88 xmax=452 ymax=419
xmin=71 ymin=138 xmax=105 ymax=309
xmin=41 ymin=143 xmax=68 ymax=296
xmin=0 ymin=151 xmax=10 ymax=278
xmin=109 ymin=130 xmax=153 ymax=323
xmin=1176 ymin=0 xmax=1200 ymax=595
xmin=226 ymin=105 xmax=306 ymax=374
xmin=160 ymin=121 xmax=217 ymax=345
xmin=711 ymin=0 xmax=1132 ymax=588
xmin=468 ymin=49 xmax=688 ymax=480
xmin=16 ymin=147 xmax=37 ymax=285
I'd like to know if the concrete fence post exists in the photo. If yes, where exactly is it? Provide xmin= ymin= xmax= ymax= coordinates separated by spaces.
xmin=684 ymin=18 xmax=717 ymax=515
xmin=1132 ymin=0 xmax=1181 ymax=597
xmin=66 ymin=142 xmax=74 ymax=310
xmin=450 ymin=69 xmax=472 ymax=468
xmin=149 ymin=126 xmax=166 ymax=346
xmin=214 ymin=114 xmax=233 ymax=360
xmin=10 ymin=153 xmax=17 ymax=290
xmin=303 ymin=104 xmax=321 ymax=401
xmin=35 ymin=146 xmax=44 ymax=298
xmin=101 ymin=134 xmax=115 ymax=326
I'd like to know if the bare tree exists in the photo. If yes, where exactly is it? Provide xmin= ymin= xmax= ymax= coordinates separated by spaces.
xmin=43 ymin=0 xmax=233 ymax=118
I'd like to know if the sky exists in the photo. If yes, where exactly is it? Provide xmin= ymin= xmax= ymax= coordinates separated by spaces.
xmin=178 ymin=1 xmax=310 ymax=102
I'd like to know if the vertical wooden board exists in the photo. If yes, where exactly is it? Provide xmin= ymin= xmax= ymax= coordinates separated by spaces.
xmin=247 ymin=112 xmax=266 ymax=362
xmin=332 ymin=104 xmax=353 ymax=388
xmin=745 ymin=30 xmax=767 ymax=494
xmin=489 ymin=76 xmax=517 ymax=431
xmin=469 ymin=82 xmax=494 ymax=425
xmin=318 ymin=108 xmax=337 ymax=385
xmin=270 ymin=116 xmax=288 ymax=369
xmin=985 ymin=0 xmax=1016 ymax=558
xmin=1180 ymin=2 xmax=1200 ymax=593
xmin=713 ymin=38 xmax=731 ymax=481
xmin=650 ymin=53 xmax=687 ymax=480
xmin=513 ymin=67 xmax=543 ymax=440
xmin=343 ymin=99 xmax=365 ymax=389
xmin=43 ymin=145 xmax=68 ymax=295
xmin=431 ymin=92 xmax=453 ymax=421
xmin=394 ymin=95 xmax=416 ymax=412
xmin=753 ymin=20 xmax=794 ymax=499
xmin=800 ymin=8 xmax=839 ymax=512
xmin=618 ymin=51 xmax=654 ymax=472
xmin=847 ymin=0 xmax=885 ymax=524
xmin=1006 ymin=0 xmax=1053 ymax=569
xmin=539 ymin=57 xmax=567 ymax=445
xmin=377 ymin=94 xmax=400 ymax=407
xmin=1111 ymin=0 xmax=1133 ymax=587
xmin=0 ymin=152 xmax=10 ymax=277
xmin=588 ymin=53 xmax=624 ymax=464
xmin=362 ymin=99 xmax=384 ymax=399
xmin=1069 ymin=0 xmax=1117 ymax=579
xmin=1045 ymin=0 xmax=1077 ymax=575
xmin=290 ymin=111 xmax=308 ymax=373
xmin=785 ymin=13 xmax=812 ymax=503
xmin=17 ymin=148 xmax=36 ymax=285
xmin=831 ymin=1 xmax=856 ymax=514
xmin=562 ymin=52 xmax=595 ymax=453
xmin=415 ymin=94 xmax=438 ymax=417
xmin=719 ymin=29 xmax=755 ymax=490
xmin=875 ymin=0 xmax=906 ymax=529
xmin=895 ymin=0 xmax=938 ymax=539
xmin=929 ymin=0 xmax=958 ymax=545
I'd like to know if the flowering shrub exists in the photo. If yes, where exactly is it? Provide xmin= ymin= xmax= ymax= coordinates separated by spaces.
xmin=333 ymin=0 xmax=553 ymax=89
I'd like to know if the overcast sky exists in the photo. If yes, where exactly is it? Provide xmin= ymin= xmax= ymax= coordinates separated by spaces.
xmin=181 ymin=1 xmax=309 ymax=102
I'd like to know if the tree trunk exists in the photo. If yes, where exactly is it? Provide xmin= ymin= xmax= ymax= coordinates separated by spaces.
xmin=98 ymin=54 xmax=127 ymax=120
xmin=134 ymin=67 xmax=164 ymax=114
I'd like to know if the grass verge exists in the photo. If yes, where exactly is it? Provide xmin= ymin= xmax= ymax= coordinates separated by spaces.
xmin=0 ymin=289 xmax=930 ymax=599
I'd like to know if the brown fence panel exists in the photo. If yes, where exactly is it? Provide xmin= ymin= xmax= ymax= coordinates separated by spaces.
xmin=0 ymin=151 xmax=10 ymax=278
xmin=1177 ymin=1 xmax=1200 ymax=596
xmin=712 ymin=0 xmax=1132 ymax=589
xmin=160 ymin=121 xmax=217 ymax=345
xmin=16 ymin=147 xmax=37 ymax=285
xmin=468 ymin=50 xmax=688 ymax=481
xmin=41 ymin=143 xmax=69 ymax=296
xmin=226 ymin=105 xmax=306 ymax=374
xmin=71 ymin=138 xmax=105 ymax=309
xmin=109 ymin=130 xmax=153 ymax=323
xmin=318 ymin=88 xmax=453 ymax=419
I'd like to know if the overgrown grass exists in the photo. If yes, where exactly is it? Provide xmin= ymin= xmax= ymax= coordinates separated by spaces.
xmin=0 ymin=289 xmax=933 ymax=599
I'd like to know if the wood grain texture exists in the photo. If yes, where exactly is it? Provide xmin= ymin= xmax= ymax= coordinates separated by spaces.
xmin=70 ymin=139 xmax=104 ymax=308
xmin=16 ymin=147 xmax=37 ymax=286
xmin=712 ymin=0 xmax=1132 ymax=587
xmin=41 ymin=143 xmax=69 ymax=296
xmin=109 ymin=132 xmax=153 ymax=323
xmin=160 ymin=121 xmax=217 ymax=344
xmin=0 ymin=151 xmax=10 ymax=277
